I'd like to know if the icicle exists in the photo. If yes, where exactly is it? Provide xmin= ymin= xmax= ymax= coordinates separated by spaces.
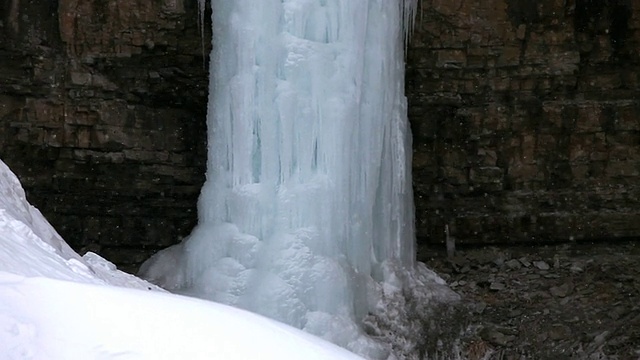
xmin=402 ymin=0 xmax=419 ymax=46
xmin=197 ymin=0 xmax=206 ymax=68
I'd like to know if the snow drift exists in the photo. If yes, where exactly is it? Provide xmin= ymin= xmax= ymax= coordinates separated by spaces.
xmin=0 ymin=159 xmax=364 ymax=360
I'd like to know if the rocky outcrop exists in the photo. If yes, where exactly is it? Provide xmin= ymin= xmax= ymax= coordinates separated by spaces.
xmin=408 ymin=0 xmax=640 ymax=244
xmin=0 ymin=0 xmax=209 ymax=271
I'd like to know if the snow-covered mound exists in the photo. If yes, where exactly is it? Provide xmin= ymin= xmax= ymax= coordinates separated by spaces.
xmin=0 ymin=272 xmax=364 ymax=359
xmin=0 ymin=159 xmax=158 ymax=289
xmin=0 ymin=159 xmax=364 ymax=359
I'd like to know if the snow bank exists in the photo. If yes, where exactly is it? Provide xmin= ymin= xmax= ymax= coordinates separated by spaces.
xmin=0 ymin=272 xmax=364 ymax=359
xmin=0 ymin=160 xmax=157 ymax=289
xmin=0 ymin=159 xmax=364 ymax=359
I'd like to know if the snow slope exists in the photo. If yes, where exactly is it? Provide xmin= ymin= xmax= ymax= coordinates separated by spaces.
xmin=0 ymin=159 xmax=364 ymax=360
xmin=0 ymin=159 xmax=156 ymax=289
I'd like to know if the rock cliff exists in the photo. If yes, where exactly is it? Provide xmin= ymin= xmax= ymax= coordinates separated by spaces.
xmin=408 ymin=0 xmax=640 ymax=245
xmin=0 ymin=0 xmax=209 ymax=271
xmin=1 ymin=0 xmax=638 ymax=270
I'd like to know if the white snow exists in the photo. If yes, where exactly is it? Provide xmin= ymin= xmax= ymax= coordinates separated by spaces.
xmin=0 ymin=159 xmax=364 ymax=360
xmin=0 ymin=159 xmax=154 ymax=289
xmin=0 ymin=273 xmax=364 ymax=360
xmin=139 ymin=1 xmax=454 ymax=359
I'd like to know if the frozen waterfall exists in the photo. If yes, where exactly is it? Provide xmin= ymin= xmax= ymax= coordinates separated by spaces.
xmin=139 ymin=0 xmax=452 ymax=358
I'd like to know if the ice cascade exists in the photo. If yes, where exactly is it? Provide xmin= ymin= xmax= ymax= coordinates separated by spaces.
xmin=139 ymin=0 xmax=441 ymax=357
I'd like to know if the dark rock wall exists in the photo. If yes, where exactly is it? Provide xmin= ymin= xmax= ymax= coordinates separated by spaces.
xmin=1 ymin=0 xmax=639 ymax=270
xmin=408 ymin=0 xmax=640 ymax=245
xmin=0 ymin=0 xmax=209 ymax=271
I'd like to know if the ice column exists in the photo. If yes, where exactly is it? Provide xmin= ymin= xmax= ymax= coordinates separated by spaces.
xmin=140 ymin=0 xmax=419 ymax=357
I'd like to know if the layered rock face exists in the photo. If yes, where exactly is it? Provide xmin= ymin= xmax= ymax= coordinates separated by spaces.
xmin=409 ymin=0 xmax=640 ymax=244
xmin=1 ymin=0 xmax=639 ymax=270
xmin=0 ymin=0 xmax=209 ymax=271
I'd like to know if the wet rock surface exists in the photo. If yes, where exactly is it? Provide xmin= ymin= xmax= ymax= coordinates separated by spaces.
xmin=419 ymin=241 xmax=640 ymax=359
xmin=0 ymin=0 xmax=210 ymax=272
xmin=409 ymin=0 xmax=640 ymax=246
